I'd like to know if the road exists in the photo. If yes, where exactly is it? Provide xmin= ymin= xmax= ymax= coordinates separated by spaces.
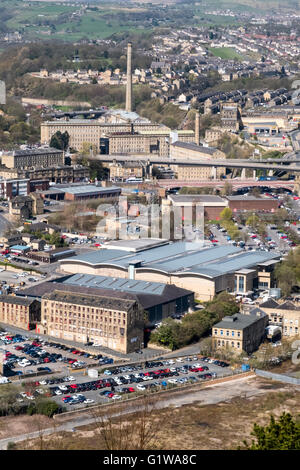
xmin=0 ymin=213 xmax=12 ymax=237
xmin=0 ymin=374 xmax=273 ymax=450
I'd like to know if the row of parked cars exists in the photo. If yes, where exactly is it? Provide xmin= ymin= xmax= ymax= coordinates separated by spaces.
xmin=3 ymin=336 xmax=114 ymax=374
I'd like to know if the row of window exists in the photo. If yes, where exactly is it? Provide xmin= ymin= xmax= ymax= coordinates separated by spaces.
xmin=214 ymin=329 xmax=241 ymax=337
xmin=47 ymin=304 xmax=126 ymax=316
xmin=216 ymin=340 xmax=241 ymax=348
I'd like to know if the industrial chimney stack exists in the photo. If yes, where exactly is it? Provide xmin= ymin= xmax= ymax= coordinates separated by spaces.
xmin=195 ymin=111 xmax=200 ymax=146
xmin=126 ymin=42 xmax=132 ymax=113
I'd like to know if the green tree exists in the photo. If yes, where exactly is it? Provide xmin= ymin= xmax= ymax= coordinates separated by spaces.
xmin=220 ymin=207 xmax=233 ymax=222
xmin=242 ymin=413 xmax=300 ymax=450
xmin=50 ymin=131 xmax=69 ymax=151
xmin=246 ymin=213 xmax=260 ymax=231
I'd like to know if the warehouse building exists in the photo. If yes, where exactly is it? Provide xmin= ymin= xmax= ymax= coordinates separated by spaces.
xmin=39 ymin=286 xmax=144 ymax=354
xmin=226 ymin=195 xmax=280 ymax=213
xmin=166 ymin=194 xmax=228 ymax=220
xmin=40 ymin=184 xmax=121 ymax=202
xmin=27 ymin=247 xmax=76 ymax=264
xmin=17 ymin=273 xmax=194 ymax=326
xmin=41 ymin=120 xmax=167 ymax=152
xmin=0 ymin=295 xmax=41 ymax=330
xmin=60 ymin=241 xmax=281 ymax=301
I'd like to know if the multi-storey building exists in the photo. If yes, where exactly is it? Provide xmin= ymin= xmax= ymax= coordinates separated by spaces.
xmin=170 ymin=141 xmax=226 ymax=180
xmin=40 ymin=287 xmax=144 ymax=353
xmin=0 ymin=179 xmax=30 ymax=199
xmin=1 ymin=148 xmax=64 ymax=169
xmin=103 ymin=129 xmax=195 ymax=157
xmin=41 ymin=121 xmax=166 ymax=152
xmin=212 ymin=310 xmax=268 ymax=354
xmin=0 ymin=295 xmax=41 ymax=330
xmin=258 ymin=299 xmax=300 ymax=338
xmin=220 ymin=101 xmax=243 ymax=132
xmin=0 ymin=165 xmax=90 ymax=184
xmin=109 ymin=161 xmax=144 ymax=181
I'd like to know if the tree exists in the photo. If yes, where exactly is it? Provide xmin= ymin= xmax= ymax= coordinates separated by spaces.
xmin=50 ymin=131 xmax=69 ymax=151
xmin=274 ymin=263 xmax=297 ymax=297
xmin=242 ymin=413 xmax=300 ymax=450
xmin=90 ymin=396 xmax=166 ymax=450
xmin=221 ymin=181 xmax=233 ymax=196
xmin=246 ymin=213 xmax=260 ymax=231
xmin=220 ymin=207 xmax=233 ymax=222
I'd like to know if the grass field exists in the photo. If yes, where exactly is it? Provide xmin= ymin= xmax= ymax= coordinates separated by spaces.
xmin=209 ymin=47 xmax=244 ymax=61
xmin=1 ymin=1 xmax=146 ymax=41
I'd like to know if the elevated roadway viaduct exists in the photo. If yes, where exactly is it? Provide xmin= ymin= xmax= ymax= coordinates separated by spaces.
xmin=98 ymin=155 xmax=300 ymax=177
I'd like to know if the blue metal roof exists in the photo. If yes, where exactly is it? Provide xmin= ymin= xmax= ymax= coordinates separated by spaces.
xmin=10 ymin=245 xmax=29 ymax=251
xmin=150 ymin=245 xmax=241 ymax=273
xmin=63 ymin=242 xmax=280 ymax=279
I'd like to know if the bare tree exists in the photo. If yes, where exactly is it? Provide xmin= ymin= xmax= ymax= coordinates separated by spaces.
xmin=90 ymin=395 xmax=167 ymax=450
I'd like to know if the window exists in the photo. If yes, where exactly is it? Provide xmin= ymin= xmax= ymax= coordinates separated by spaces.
xmin=231 ymin=331 xmax=234 ymax=337
xmin=220 ymin=330 xmax=223 ymax=336
xmin=239 ymin=276 xmax=244 ymax=292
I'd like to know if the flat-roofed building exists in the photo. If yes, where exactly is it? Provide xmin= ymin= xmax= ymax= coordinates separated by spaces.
xmin=39 ymin=287 xmax=144 ymax=353
xmin=166 ymin=194 xmax=228 ymax=220
xmin=227 ymin=195 xmax=279 ymax=213
xmin=0 ymin=295 xmax=41 ymax=330
xmin=0 ymin=179 xmax=30 ymax=199
xmin=27 ymin=247 xmax=76 ymax=264
xmin=212 ymin=310 xmax=268 ymax=354
xmin=170 ymin=141 xmax=226 ymax=161
xmin=1 ymin=148 xmax=64 ymax=169
xmin=41 ymin=184 xmax=122 ymax=202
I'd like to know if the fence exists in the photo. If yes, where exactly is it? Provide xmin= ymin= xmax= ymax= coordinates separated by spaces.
xmin=53 ymin=369 xmax=255 ymax=421
xmin=255 ymin=369 xmax=300 ymax=385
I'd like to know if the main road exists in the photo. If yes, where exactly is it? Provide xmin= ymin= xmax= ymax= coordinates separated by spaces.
xmin=0 ymin=213 xmax=12 ymax=237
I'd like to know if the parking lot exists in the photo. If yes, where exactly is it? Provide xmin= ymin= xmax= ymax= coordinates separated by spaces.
xmin=33 ymin=355 xmax=234 ymax=409
xmin=0 ymin=332 xmax=114 ymax=379
xmin=0 ymin=269 xmax=47 ymax=294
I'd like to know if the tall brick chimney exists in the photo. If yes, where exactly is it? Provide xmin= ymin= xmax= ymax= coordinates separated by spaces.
xmin=126 ymin=43 xmax=132 ymax=113
xmin=195 ymin=111 xmax=200 ymax=146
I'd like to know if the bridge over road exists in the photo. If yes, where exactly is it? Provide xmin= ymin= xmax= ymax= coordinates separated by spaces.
xmin=98 ymin=154 xmax=300 ymax=174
